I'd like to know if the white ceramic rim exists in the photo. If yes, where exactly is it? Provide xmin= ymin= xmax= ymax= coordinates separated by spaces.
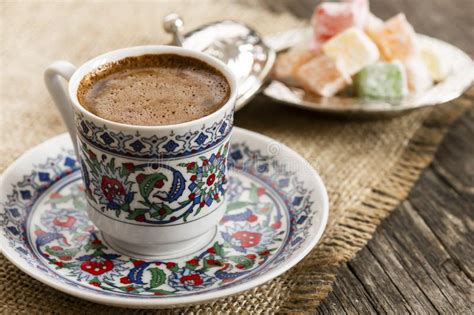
xmin=68 ymin=45 xmax=237 ymax=130
xmin=0 ymin=128 xmax=328 ymax=308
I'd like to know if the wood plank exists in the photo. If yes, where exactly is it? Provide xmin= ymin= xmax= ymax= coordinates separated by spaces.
xmin=318 ymin=107 xmax=474 ymax=313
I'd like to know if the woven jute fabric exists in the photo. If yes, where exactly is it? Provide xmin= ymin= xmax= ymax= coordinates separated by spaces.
xmin=0 ymin=1 xmax=471 ymax=313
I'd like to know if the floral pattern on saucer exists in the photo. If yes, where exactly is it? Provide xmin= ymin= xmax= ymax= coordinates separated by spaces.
xmin=28 ymin=170 xmax=284 ymax=296
xmin=0 ymin=132 xmax=323 ymax=302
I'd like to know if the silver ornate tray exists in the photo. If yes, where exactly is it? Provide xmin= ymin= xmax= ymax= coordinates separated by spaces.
xmin=263 ymin=28 xmax=474 ymax=117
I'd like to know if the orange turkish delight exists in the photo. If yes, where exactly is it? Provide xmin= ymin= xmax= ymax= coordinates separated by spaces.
xmin=372 ymin=13 xmax=419 ymax=61
xmin=273 ymin=46 xmax=317 ymax=86
xmin=296 ymin=54 xmax=351 ymax=97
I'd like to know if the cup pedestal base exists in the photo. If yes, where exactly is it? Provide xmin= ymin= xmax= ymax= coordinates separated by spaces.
xmin=101 ymin=226 xmax=217 ymax=260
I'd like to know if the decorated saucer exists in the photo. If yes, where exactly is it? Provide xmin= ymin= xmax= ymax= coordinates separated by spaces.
xmin=0 ymin=127 xmax=328 ymax=308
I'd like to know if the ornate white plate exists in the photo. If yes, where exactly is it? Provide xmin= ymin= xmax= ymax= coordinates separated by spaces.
xmin=263 ymin=28 xmax=474 ymax=117
xmin=0 ymin=128 xmax=328 ymax=308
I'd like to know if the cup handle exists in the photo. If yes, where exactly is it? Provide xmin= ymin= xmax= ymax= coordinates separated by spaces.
xmin=44 ymin=61 xmax=78 ymax=157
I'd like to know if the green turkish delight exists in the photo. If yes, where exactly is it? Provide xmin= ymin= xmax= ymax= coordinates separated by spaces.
xmin=355 ymin=61 xmax=408 ymax=99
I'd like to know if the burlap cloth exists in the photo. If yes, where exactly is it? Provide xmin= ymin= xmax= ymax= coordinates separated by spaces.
xmin=0 ymin=1 xmax=472 ymax=313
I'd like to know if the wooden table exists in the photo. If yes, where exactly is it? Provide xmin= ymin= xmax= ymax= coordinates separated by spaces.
xmin=244 ymin=0 xmax=473 ymax=313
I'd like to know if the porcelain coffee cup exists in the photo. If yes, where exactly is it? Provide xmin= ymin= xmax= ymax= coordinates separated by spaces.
xmin=44 ymin=46 xmax=237 ymax=258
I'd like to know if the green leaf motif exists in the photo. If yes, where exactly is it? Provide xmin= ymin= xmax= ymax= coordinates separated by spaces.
xmin=213 ymin=242 xmax=225 ymax=257
xmin=149 ymin=268 xmax=166 ymax=288
xmin=73 ymin=198 xmax=86 ymax=210
xmin=45 ymin=246 xmax=80 ymax=258
xmin=46 ymin=196 xmax=72 ymax=205
xmin=228 ymin=255 xmax=254 ymax=269
xmin=108 ymin=158 xmax=116 ymax=173
xmin=250 ymin=184 xmax=259 ymax=203
xmin=139 ymin=173 xmax=168 ymax=199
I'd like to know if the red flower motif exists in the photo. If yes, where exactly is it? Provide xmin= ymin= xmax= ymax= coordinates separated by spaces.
xmin=136 ymin=174 xmax=145 ymax=184
xmin=256 ymin=187 xmax=266 ymax=197
xmin=202 ymin=160 xmax=209 ymax=166
xmin=135 ymin=214 xmax=146 ymax=222
xmin=158 ymin=208 xmax=167 ymax=215
xmin=206 ymin=259 xmax=220 ymax=266
xmin=120 ymin=276 xmax=132 ymax=284
xmin=180 ymin=274 xmax=203 ymax=286
xmin=188 ymin=193 xmax=196 ymax=200
xmin=54 ymin=261 xmax=63 ymax=267
xmin=246 ymin=214 xmax=258 ymax=222
xmin=89 ymin=281 xmax=101 ymax=287
xmin=271 ymin=221 xmax=282 ymax=230
xmin=207 ymin=247 xmax=216 ymax=254
xmin=213 ymin=194 xmax=219 ymax=200
xmin=123 ymin=163 xmax=135 ymax=172
xmin=245 ymin=254 xmax=257 ymax=260
xmin=91 ymin=240 xmax=102 ymax=245
xmin=59 ymin=255 xmax=72 ymax=261
xmin=87 ymin=150 xmax=96 ymax=160
xmin=187 ymin=162 xmax=196 ymax=170
xmin=166 ymin=262 xmax=177 ymax=269
xmin=51 ymin=246 xmax=63 ymax=251
xmin=232 ymin=231 xmax=262 ymax=248
xmin=101 ymin=176 xmax=126 ymax=202
xmin=133 ymin=260 xmax=145 ymax=267
xmin=259 ymin=250 xmax=270 ymax=257
xmin=199 ymin=201 xmax=205 ymax=208
xmin=34 ymin=229 xmax=46 ymax=236
xmin=80 ymin=260 xmax=114 ymax=275
xmin=53 ymin=215 xmax=76 ymax=228
xmin=206 ymin=173 xmax=216 ymax=186
xmin=186 ymin=258 xmax=199 ymax=266
xmin=216 ymin=152 xmax=221 ymax=159
xmin=221 ymin=175 xmax=226 ymax=183
xmin=190 ymin=175 xmax=197 ymax=182
xmin=49 ymin=192 xmax=63 ymax=199
xmin=154 ymin=180 xmax=164 ymax=189
xmin=236 ymin=263 xmax=245 ymax=270
xmin=126 ymin=286 xmax=134 ymax=292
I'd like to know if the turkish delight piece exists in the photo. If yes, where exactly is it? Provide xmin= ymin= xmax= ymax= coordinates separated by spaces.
xmin=372 ymin=13 xmax=419 ymax=61
xmin=404 ymin=57 xmax=433 ymax=92
xmin=365 ymin=12 xmax=384 ymax=41
xmin=273 ymin=46 xmax=317 ymax=86
xmin=311 ymin=0 xmax=369 ymax=51
xmin=296 ymin=54 xmax=351 ymax=97
xmin=355 ymin=61 xmax=408 ymax=99
xmin=420 ymin=41 xmax=450 ymax=81
xmin=323 ymin=27 xmax=380 ymax=75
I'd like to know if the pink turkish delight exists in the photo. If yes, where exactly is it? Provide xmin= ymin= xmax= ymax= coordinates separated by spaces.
xmin=273 ymin=46 xmax=318 ymax=86
xmin=296 ymin=54 xmax=351 ymax=97
xmin=372 ymin=13 xmax=419 ymax=61
xmin=311 ymin=0 xmax=369 ymax=51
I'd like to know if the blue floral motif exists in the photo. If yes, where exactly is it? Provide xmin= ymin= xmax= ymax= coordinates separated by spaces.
xmin=0 ymin=140 xmax=318 ymax=299
xmin=74 ymin=112 xmax=233 ymax=159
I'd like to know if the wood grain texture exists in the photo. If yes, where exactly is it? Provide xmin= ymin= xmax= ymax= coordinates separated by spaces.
xmin=317 ymin=107 xmax=474 ymax=314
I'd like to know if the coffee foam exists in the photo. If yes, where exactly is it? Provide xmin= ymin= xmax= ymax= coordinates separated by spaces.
xmin=77 ymin=54 xmax=230 ymax=126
